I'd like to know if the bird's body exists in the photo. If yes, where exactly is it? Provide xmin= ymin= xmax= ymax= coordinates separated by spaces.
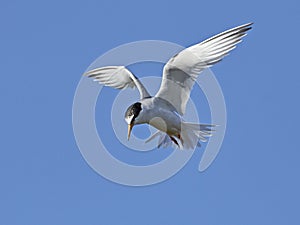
xmin=85 ymin=23 xmax=253 ymax=149
xmin=135 ymin=97 xmax=182 ymax=135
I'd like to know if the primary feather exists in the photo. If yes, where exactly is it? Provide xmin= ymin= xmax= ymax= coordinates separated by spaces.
xmin=155 ymin=23 xmax=252 ymax=115
xmin=84 ymin=66 xmax=150 ymax=99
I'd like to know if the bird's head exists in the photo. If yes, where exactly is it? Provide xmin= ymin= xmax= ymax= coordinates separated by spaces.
xmin=124 ymin=102 xmax=142 ymax=140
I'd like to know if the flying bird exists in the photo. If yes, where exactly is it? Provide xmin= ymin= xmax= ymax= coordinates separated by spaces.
xmin=84 ymin=23 xmax=253 ymax=149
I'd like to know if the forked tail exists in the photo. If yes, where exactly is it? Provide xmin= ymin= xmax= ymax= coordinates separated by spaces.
xmin=146 ymin=122 xmax=216 ymax=150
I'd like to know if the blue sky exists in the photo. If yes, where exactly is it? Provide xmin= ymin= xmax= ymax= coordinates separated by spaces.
xmin=1 ymin=0 xmax=300 ymax=224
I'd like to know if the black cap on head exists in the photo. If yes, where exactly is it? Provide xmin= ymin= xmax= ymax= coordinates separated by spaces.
xmin=124 ymin=102 xmax=142 ymax=124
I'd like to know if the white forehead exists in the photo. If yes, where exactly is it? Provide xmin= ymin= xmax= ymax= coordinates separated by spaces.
xmin=125 ymin=114 xmax=134 ymax=124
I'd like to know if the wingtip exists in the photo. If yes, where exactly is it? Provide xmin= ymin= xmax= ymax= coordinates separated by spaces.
xmin=236 ymin=22 xmax=253 ymax=30
xmin=243 ymin=22 xmax=254 ymax=29
xmin=83 ymin=69 xmax=93 ymax=77
xmin=83 ymin=69 xmax=99 ymax=78
xmin=235 ymin=22 xmax=253 ymax=34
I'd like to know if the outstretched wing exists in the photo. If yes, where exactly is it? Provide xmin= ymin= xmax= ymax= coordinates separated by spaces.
xmin=155 ymin=23 xmax=253 ymax=115
xmin=84 ymin=66 xmax=151 ymax=99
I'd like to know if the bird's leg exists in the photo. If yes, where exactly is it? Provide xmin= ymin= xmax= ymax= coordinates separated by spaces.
xmin=177 ymin=133 xmax=184 ymax=145
xmin=169 ymin=136 xmax=179 ymax=147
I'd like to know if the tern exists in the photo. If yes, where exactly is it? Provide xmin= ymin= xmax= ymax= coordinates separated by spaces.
xmin=85 ymin=23 xmax=252 ymax=149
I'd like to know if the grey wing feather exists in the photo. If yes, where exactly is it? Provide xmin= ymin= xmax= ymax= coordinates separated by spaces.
xmin=155 ymin=23 xmax=253 ymax=115
xmin=84 ymin=66 xmax=150 ymax=99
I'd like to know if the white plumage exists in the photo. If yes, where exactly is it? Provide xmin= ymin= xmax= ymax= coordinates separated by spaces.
xmin=84 ymin=23 xmax=252 ymax=149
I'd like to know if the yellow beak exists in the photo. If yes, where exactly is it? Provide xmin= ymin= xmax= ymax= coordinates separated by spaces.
xmin=127 ymin=124 xmax=133 ymax=140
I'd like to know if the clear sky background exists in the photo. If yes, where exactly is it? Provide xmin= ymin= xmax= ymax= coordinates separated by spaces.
xmin=1 ymin=0 xmax=299 ymax=224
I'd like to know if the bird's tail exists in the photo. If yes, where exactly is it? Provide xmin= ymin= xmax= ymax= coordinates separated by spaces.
xmin=180 ymin=122 xmax=216 ymax=149
xmin=145 ymin=122 xmax=216 ymax=150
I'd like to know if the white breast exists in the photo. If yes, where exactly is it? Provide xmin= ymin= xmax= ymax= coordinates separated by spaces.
xmin=139 ymin=97 xmax=182 ymax=135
